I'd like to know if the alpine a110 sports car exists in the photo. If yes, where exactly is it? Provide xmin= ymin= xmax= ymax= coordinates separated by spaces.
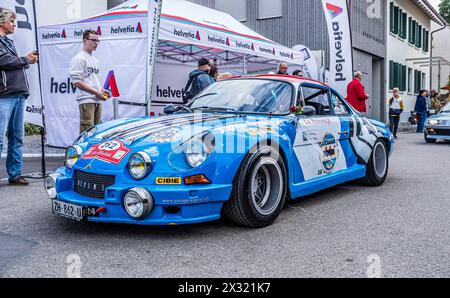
xmin=424 ymin=102 xmax=450 ymax=143
xmin=46 ymin=75 xmax=394 ymax=228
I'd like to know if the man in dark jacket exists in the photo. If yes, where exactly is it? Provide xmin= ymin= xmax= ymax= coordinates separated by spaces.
xmin=183 ymin=58 xmax=215 ymax=103
xmin=414 ymin=90 xmax=428 ymax=133
xmin=0 ymin=8 xmax=38 ymax=186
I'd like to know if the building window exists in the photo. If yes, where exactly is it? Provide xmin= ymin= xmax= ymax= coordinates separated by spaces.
xmin=414 ymin=70 xmax=423 ymax=94
xmin=408 ymin=17 xmax=413 ymax=43
xmin=257 ymin=0 xmax=282 ymax=20
xmin=416 ymin=24 xmax=422 ymax=48
xmin=423 ymin=29 xmax=429 ymax=52
xmin=389 ymin=61 xmax=407 ymax=91
xmin=400 ymin=11 xmax=407 ymax=39
xmin=216 ymin=0 xmax=247 ymax=22
xmin=422 ymin=73 xmax=426 ymax=89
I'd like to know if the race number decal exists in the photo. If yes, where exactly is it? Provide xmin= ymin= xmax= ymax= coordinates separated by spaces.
xmin=82 ymin=140 xmax=131 ymax=164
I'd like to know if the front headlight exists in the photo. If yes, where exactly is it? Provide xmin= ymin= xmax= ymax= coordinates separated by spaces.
xmin=65 ymin=146 xmax=83 ymax=169
xmin=184 ymin=139 xmax=211 ymax=168
xmin=123 ymin=188 xmax=153 ymax=219
xmin=427 ymin=119 xmax=440 ymax=126
xmin=128 ymin=152 xmax=152 ymax=180
xmin=44 ymin=173 xmax=61 ymax=199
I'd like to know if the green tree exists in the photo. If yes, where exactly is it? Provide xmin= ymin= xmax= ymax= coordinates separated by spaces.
xmin=439 ymin=0 xmax=450 ymax=24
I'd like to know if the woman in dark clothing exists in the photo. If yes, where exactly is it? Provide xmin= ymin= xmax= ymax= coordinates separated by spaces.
xmin=414 ymin=90 xmax=428 ymax=133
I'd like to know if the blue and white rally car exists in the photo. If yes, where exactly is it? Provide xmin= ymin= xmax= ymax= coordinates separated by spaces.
xmin=46 ymin=75 xmax=394 ymax=228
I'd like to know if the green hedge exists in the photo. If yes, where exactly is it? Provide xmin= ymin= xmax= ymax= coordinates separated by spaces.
xmin=25 ymin=123 xmax=42 ymax=136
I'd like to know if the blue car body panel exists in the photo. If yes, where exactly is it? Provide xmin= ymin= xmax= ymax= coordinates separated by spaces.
xmin=53 ymin=77 xmax=394 ymax=225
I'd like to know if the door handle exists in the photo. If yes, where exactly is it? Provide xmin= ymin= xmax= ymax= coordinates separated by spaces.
xmin=339 ymin=131 xmax=350 ymax=137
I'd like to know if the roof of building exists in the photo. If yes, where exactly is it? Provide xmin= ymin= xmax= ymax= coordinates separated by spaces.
xmin=412 ymin=0 xmax=448 ymax=27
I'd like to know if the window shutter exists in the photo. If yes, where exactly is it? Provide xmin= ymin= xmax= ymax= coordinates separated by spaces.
xmin=390 ymin=3 xmax=396 ymax=34
xmin=393 ymin=6 xmax=399 ymax=35
xmin=389 ymin=61 xmax=394 ymax=90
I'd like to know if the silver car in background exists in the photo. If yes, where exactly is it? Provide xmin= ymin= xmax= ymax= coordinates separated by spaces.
xmin=424 ymin=103 xmax=450 ymax=143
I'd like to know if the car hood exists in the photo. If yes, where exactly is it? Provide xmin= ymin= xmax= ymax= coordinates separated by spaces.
xmin=428 ymin=112 xmax=450 ymax=121
xmin=90 ymin=113 xmax=283 ymax=147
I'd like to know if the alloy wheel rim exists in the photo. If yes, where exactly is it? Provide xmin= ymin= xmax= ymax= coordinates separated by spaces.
xmin=250 ymin=158 xmax=283 ymax=216
xmin=373 ymin=142 xmax=387 ymax=179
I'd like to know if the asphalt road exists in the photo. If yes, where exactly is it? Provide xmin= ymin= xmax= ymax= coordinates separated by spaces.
xmin=0 ymin=133 xmax=449 ymax=278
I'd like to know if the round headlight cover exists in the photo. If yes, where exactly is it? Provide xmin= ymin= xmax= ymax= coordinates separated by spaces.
xmin=184 ymin=140 xmax=210 ymax=168
xmin=65 ymin=146 xmax=83 ymax=169
xmin=124 ymin=188 xmax=153 ymax=219
xmin=45 ymin=173 xmax=60 ymax=199
xmin=128 ymin=152 xmax=152 ymax=180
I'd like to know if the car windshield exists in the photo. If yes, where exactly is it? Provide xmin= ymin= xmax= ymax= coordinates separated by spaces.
xmin=442 ymin=103 xmax=450 ymax=113
xmin=190 ymin=79 xmax=293 ymax=114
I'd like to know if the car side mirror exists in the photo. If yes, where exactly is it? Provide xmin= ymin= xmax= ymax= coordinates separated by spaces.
xmin=164 ymin=104 xmax=176 ymax=115
xmin=302 ymin=105 xmax=317 ymax=116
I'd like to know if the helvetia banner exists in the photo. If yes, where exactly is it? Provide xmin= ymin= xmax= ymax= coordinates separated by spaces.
xmin=147 ymin=0 xmax=163 ymax=112
xmin=2 ymin=0 xmax=43 ymax=126
xmin=321 ymin=0 xmax=353 ymax=97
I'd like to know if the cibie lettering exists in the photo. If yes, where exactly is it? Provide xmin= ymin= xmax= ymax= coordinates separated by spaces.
xmin=156 ymin=178 xmax=181 ymax=185
xmin=332 ymin=22 xmax=346 ymax=82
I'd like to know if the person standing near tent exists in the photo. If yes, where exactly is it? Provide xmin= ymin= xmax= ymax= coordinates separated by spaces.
xmin=70 ymin=29 xmax=110 ymax=134
xmin=182 ymin=58 xmax=215 ymax=103
xmin=0 ymin=8 xmax=39 ymax=186
xmin=277 ymin=63 xmax=289 ymax=75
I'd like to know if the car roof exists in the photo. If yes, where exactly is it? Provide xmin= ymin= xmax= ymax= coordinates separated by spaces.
xmin=230 ymin=74 xmax=329 ymax=87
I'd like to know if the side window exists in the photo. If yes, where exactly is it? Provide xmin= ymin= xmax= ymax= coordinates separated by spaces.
xmin=330 ymin=91 xmax=351 ymax=115
xmin=300 ymin=86 xmax=331 ymax=116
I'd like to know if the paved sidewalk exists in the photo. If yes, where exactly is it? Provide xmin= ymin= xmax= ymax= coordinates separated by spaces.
xmin=1 ymin=136 xmax=66 ymax=158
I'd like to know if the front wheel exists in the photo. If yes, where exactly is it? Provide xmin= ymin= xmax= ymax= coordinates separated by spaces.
xmin=361 ymin=139 xmax=389 ymax=186
xmin=222 ymin=147 xmax=287 ymax=228
xmin=424 ymin=132 xmax=437 ymax=143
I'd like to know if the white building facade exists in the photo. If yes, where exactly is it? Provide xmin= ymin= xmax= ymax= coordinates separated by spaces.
xmin=35 ymin=0 xmax=107 ymax=26
xmin=430 ymin=23 xmax=450 ymax=92
xmin=387 ymin=0 xmax=446 ymax=123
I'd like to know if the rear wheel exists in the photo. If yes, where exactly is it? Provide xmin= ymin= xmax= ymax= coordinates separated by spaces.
xmin=222 ymin=147 xmax=287 ymax=228
xmin=361 ymin=139 xmax=389 ymax=186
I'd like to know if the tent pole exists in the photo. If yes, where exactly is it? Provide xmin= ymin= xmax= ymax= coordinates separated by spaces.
xmin=33 ymin=0 xmax=46 ymax=178
xmin=242 ymin=54 xmax=247 ymax=75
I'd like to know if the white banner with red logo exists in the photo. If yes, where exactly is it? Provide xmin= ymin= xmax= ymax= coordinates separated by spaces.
xmin=321 ymin=0 xmax=353 ymax=96
xmin=3 ymin=0 xmax=43 ymax=126
xmin=38 ymin=16 xmax=149 ymax=147
xmin=38 ymin=0 xmax=304 ymax=147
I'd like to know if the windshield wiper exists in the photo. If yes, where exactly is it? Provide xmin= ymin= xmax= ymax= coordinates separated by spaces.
xmin=194 ymin=93 xmax=219 ymax=100
xmin=192 ymin=106 xmax=239 ymax=114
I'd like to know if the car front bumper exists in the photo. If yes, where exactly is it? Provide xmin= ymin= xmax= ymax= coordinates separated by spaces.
xmin=425 ymin=126 xmax=450 ymax=141
xmin=52 ymin=171 xmax=233 ymax=225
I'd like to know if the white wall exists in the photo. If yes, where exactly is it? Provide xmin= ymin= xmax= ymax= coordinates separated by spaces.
xmin=387 ymin=0 xmax=432 ymax=123
xmin=430 ymin=24 xmax=450 ymax=92
xmin=35 ymin=0 xmax=108 ymax=26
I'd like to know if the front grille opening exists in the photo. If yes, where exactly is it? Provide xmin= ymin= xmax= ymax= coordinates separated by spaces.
xmin=73 ymin=170 xmax=115 ymax=199
xmin=165 ymin=206 xmax=181 ymax=214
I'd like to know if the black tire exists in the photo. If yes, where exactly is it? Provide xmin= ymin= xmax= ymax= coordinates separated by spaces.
xmin=424 ymin=132 xmax=437 ymax=143
xmin=361 ymin=139 xmax=389 ymax=186
xmin=222 ymin=146 xmax=288 ymax=228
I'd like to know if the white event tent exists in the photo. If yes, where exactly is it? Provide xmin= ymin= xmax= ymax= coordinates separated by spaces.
xmin=38 ymin=0 xmax=305 ymax=147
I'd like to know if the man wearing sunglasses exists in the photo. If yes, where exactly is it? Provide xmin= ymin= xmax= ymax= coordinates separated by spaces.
xmin=70 ymin=29 xmax=110 ymax=134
